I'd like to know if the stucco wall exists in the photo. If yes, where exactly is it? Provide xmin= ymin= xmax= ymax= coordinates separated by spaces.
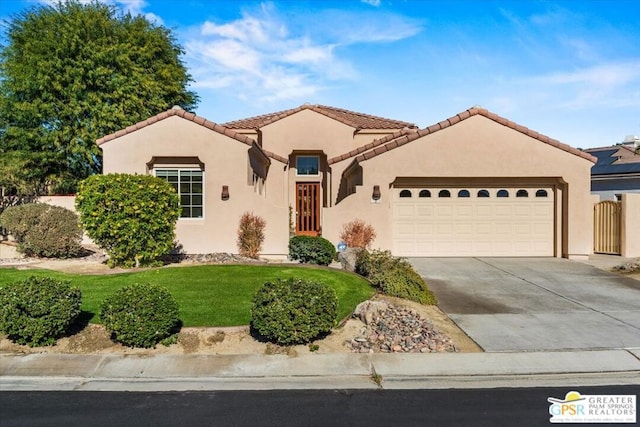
xmin=98 ymin=112 xmax=594 ymax=258
xmin=323 ymin=116 xmax=595 ymax=258
xmin=101 ymin=116 xmax=289 ymax=255
xmin=621 ymin=193 xmax=640 ymax=257
xmin=260 ymin=109 xmax=355 ymax=157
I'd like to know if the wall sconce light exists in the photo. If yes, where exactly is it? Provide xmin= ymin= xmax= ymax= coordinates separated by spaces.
xmin=221 ymin=185 xmax=229 ymax=201
xmin=372 ymin=185 xmax=381 ymax=201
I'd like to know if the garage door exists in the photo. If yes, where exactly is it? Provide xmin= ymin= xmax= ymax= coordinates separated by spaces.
xmin=392 ymin=186 xmax=554 ymax=257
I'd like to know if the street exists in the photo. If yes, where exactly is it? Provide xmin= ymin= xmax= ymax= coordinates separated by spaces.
xmin=1 ymin=386 xmax=636 ymax=426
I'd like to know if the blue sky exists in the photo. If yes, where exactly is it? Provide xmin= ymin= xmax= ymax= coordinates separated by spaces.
xmin=1 ymin=0 xmax=639 ymax=148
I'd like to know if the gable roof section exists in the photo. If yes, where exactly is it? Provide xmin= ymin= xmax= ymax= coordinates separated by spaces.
xmin=328 ymin=107 xmax=597 ymax=165
xmin=222 ymin=104 xmax=417 ymax=131
xmin=96 ymin=107 xmax=288 ymax=164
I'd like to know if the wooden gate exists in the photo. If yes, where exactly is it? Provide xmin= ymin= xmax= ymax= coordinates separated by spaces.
xmin=594 ymin=201 xmax=621 ymax=255
xmin=296 ymin=182 xmax=320 ymax=236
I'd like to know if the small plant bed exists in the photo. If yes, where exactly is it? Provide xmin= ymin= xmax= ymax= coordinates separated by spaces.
xmin=611 ymin=261 xmax=640 ymax=275
xmin=349 ymin=299 xmax=456 ymax=353
xmin=0 ymin=265 xmax=374 ymax=327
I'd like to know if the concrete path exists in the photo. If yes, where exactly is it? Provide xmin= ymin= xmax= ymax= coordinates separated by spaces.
xmin=409 ymin=258 xmax=640 ymax=352
xmin=2 ymin=350 xmax=639 ymax=391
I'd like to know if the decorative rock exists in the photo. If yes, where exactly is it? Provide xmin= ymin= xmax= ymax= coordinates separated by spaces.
xmin=337 ymin=247 xmax=363 ymax=272
xmin=349 ymin=301 xmax=457 ymax=354
xmin=353 ymin=300 xmax=388 ymax=326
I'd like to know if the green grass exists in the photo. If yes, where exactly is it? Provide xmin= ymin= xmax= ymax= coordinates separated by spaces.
xmin=0 ymin=265 xmax=375 ymax=327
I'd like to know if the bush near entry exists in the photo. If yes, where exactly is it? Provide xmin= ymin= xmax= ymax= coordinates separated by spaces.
xmin=237 ymin=212 xmax=266 ymax=259
xmin=76 ymin=174 xmax=180 ymax=268
xmin=339 ymin=219 xmax=376 ymax=249
xmin=251 ymin=278 xmax=338 ymax=345
xmin=0 ymin=203 xmax=83 ymax=258
xmin=288 ymin=235 xmax=336 ymax=266
xmin=100 ymin=283 xmax=180 ymax=348
xmin=0 ymin=276 xmax=82 ymax=346
xmin=355 ymin=250 xmax=436 ymax=305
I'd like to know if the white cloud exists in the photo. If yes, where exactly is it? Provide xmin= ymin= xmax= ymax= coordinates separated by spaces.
xmin=184 ymin=3 xmax=420 ymax=105
xmin=362 ymin=0 xmax=381 ymax=6
xmin=535 ymin=61 xmax=640 ymax=109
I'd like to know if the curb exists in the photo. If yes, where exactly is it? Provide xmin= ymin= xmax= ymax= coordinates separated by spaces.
xmin=2 ymin=349 xmax=639 ymax=391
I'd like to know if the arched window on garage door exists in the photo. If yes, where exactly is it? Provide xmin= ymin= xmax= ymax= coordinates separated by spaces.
xmin=399 ymin=190 xmax=412 ymax=198
xmin=536 ymin=189 xmax=548 ymax=197
xmin=438 ymin=190 xmax=451 ymax=198
xmin=477 ymin=189 xmax=490 ymax=198
xmin=457 ymin=189 xmax=470 ymax=198
xmin=516 ymin=189 xmax=529 ymax=198
xmin=497 ymin=189 xmax=509 ymax=198
xmin=419 ymin=190 xmax=431 ymax=198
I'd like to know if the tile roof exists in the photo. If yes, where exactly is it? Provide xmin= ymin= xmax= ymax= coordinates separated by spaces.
xmin=328 ymin=107 xmax=597 ymax=165
xmin=95 ymin=107 xmax=288 ymax=164
xmin=222 ymin=104 xmax=417 ymax=130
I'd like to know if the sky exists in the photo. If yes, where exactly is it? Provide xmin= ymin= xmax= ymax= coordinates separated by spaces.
xmin=1 ymin=0 xmax=639 ymax=149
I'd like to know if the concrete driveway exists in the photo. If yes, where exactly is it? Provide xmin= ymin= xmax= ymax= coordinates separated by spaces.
xmin=408 ymin=258 xmax=640 ymax=352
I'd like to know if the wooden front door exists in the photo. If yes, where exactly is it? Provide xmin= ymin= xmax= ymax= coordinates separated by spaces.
xmin=296 ymin=182 xmax=321 ymax=236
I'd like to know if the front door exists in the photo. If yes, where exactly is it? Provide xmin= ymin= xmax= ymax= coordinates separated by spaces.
xmin=296 ymin=182 xmax=321 ymax=236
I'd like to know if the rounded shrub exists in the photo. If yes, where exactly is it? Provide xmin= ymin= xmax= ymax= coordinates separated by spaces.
xmin=0 ymin=203 xmax=82 ymax=258
xmin=0 ymin=276 xmax=82 ymax=347
xmin=0 ymin=203 xmax=47 ymax=241
xmin=76 ymin=173 xmax=180 ymax=268
xmin=251 ymin=278 xmax=338 ymax=345
xmin=288 ymin=235 xmax=336 ymax=266
xmin=100 ymin=283 xmax=180 ymax=348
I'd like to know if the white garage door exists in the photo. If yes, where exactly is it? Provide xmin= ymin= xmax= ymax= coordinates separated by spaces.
xmin=392 ymin=186 xmax=554 ymax=257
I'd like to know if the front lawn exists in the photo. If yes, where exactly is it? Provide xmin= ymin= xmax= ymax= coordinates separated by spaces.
xmin=0 ymin=265 xmax=375 ymax=327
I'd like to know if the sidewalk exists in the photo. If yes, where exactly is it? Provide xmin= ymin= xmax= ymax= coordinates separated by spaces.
xmin=2 ymin=349 xmax=640 ymax=391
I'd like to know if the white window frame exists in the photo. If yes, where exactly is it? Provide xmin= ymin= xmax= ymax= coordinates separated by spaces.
xmin=155 ymin=168 xmax=204 ymax=219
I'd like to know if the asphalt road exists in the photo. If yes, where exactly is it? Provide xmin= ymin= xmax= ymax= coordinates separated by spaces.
xmin=1 ymin=386 xmax=636 ymax=426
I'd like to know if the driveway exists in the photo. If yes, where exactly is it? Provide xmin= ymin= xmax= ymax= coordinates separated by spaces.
xmin=408 ymin=258 xmax=640 ymax=352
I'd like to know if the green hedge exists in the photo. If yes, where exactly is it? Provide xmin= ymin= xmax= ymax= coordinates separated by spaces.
xmin=288 ymin=235 xmax=336 ymax=266
xmin=0 ymin=203 xmax=83 ymax=258
xmin=76 ymin=174 xmax=180 ymax=267
xmin=356 ymin=250 xmax=436 ymax=305
xmin=0 ymin=276 xmax=82 ymax=346
xmin=251 ymin=278 xmax=337 ymax=345
xmin=100 ymin=283 xmax=180 ymax=348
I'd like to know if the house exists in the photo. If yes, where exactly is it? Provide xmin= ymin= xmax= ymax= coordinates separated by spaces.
xmin=97 ymin=104 xmax=596 ymax=259
xmin=584 ymin=136 xmax=640 ymax=201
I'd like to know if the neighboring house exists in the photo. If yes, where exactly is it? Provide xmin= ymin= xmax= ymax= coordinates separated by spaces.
xmin=585 ymin=136 xmax=640 ymax=201
xmin=97 ymin=104 xmax=596 ymax=259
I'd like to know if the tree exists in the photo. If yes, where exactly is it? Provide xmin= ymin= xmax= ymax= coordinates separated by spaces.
xmin=0 ymin=0 xmax=198 ymax=193
xmin=75 ymin=173 xmax=180 ymax=268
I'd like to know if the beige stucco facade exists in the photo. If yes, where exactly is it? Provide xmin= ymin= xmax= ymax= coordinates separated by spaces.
xmin=97 ymin=105 xmax=597 ymax=258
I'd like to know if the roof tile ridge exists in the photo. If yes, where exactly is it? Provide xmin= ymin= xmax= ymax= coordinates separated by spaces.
xmin=260 ymin=149 xmax=288 ymax=164
xmin=471 ymin=107 xmax=597 ymax=163
xmin=308 ymin=105 xmax=362 ymax=129
xmin=96 ymin=107 xmax=258 ymax=147
xmin=223 ymin=106 xmax=305 ymax=128
xmin=315 ymin=104 xmax=417 ymax=128
xmin=327 ymin=127 xmax=416 ymax=164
